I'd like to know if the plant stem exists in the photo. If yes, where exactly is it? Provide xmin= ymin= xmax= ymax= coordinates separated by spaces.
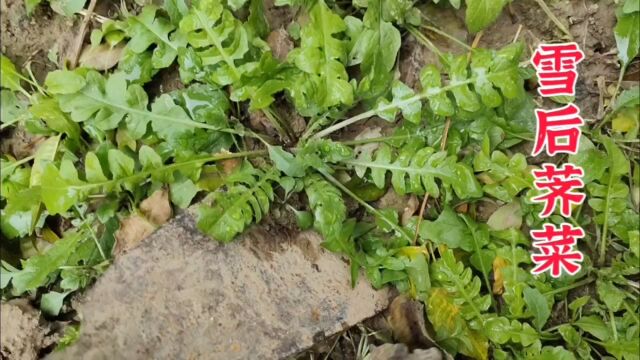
xmin=419 ymin=24 xmax=473 ymax=51
xmin=312 ymin=77 xmax=478 ymax=139
xmin=533 ymin=0 xmax=573 ymax=39
xmin=263 ymin=106 xmax=294 ymax=141
xmin=598 ymin=170 xmax=615 ymax=265
xmin=609 ymin=309 xmax=618 ymax=341
xmin=51 ymin=150 xmax=267 ymax=193
xmin=543 ymin=276 xmax=594 ymax=296
xmin=320 ymin=170 xmax=413 ymax=243
xmin=339 ymin=131 xmax=430 ymax=146
xmin=1 ymin=155 xmax=35 ymax=174
xmin=595 ymin=66 xmax=627 ymax=131
xmin=407 ymin=26 xmax=443 ymax=59
xmin=74 ymin=204 xmax=107 ymax=261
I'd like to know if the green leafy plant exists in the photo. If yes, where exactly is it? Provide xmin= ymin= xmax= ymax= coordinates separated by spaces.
xmin=3 ymin=1 xmax=639 ymax=358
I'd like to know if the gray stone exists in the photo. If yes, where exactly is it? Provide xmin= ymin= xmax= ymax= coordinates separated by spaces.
xmin=53 ymin=212 xmax=389 ymax=360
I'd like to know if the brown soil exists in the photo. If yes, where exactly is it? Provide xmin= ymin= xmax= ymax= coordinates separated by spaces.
xmin=0 ymin=0 xmax=78 ymax=82
xmin=0 ymin=300 xmax=58 ymax=360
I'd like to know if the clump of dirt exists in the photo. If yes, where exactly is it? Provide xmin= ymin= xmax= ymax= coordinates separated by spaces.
xmin=267 ymin=28 xmax=294 ymax=61
xmin=145 ymin=64 xmax=185 ymax=99
xmin=263 ymin=0 xmax=298 ymax=31
xmin=0 ymin=300 xmax=57 ymax=360
xmin=0 ymin=0 xmax=78 ymax=82
xmin=0 ymin=126 xmax=45 ymax=159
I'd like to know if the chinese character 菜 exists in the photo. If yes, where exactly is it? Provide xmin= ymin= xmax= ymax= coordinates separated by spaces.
xmin=530 ymin=223 xmax=584 ymax=278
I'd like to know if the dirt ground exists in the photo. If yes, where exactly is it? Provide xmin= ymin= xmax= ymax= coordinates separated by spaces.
xmin=0 ymin=0 xmax=623 ymax=358
xmin=0 ymin=300 xmax=58 ymax=359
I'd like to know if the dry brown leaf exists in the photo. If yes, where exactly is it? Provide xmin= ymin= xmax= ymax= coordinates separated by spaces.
xmin=79 ymin=43 xmax=124 ymax=71
xmin=492 ymin=256 xmax=508 ymax=295
xmin=114 ymin=214 xmax=155 ymax=254
xmin=140 ymin=189 xmax=172 ymax=225
xmin=215 ymin=150 xmax=242 ymax=175
xmin=455 ymin=203 xmax=468 ymax=213
xmin=388 ymin=295 xmax=436 ymax=348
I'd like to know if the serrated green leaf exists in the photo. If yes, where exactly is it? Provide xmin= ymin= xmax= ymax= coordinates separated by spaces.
xmin=10 ymin=232 xmax=84 ymax=294
xmin=50 ymin=0 xmax=86 ymax=16
xmin=304 ymin=174 xmax=347 ymax=243
xmin=126 ymin=6 xmax=186 ymax=69
xmin=197 ymin=165 xmax=277 ymax=242
xmin=597 ymin=279 xmax=627 ymax=311
xmin=179 ymin=0 xmax=249 ymax=86
xmin=345 ymin=144 xmax=482 ymax=199
xmin=420 ymin=207 xmax=473 ymax=251
xmin=29 ymin=98 xmax=81 ymax=139
xmin=348 ymin=0 xmax=401 ymax=100
xmin=107 ymin=149 xmax=135 ymax=179
xmin=287 ymin=0 xmax=354 ymax=114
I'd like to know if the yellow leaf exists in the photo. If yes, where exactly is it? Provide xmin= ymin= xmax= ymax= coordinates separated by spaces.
xmin=460 ymin=329 xmax=489 ymax=360
xmin=41 ymin=228 xmax=60 ymax=244
xmin=427 ymin=288 xmax=461 ymax=335
xmin=492 ymin=256 xmax=508 ymax=295
xmin=427 ymin=288 xmax=488 ymax=360
xmin=612 ymin=108 xmax=639 ymax=133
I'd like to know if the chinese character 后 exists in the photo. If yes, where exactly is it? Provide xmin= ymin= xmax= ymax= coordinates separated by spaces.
xmin=530 ymin=223 xmax=584 ymax=278
xmin=532 ymin=163 xmax=586 ymax=218
xmin=533 ymin=104 xmax=584 ymax=156
xmin=531 ymin=42 xmax=585 ymax=97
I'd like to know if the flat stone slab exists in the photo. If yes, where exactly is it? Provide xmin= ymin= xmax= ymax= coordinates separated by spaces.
xmin=54 ymin=212 xmax=389 ymax=360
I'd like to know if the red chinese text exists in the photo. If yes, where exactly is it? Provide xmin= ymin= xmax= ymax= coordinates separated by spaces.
xmin=531 ymin=42 xmax=585 ymax=97
xmin=530 ymin=223 xmax=585 ymax=278
xmin=533 ymin=104 xmax=584 ymax=156
xmin=532 ymin=163 xmax=586 ymax=218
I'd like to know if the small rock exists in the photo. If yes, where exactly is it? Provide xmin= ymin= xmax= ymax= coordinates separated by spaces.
xmin=369 ymin=343 xmax=443 ymax=360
